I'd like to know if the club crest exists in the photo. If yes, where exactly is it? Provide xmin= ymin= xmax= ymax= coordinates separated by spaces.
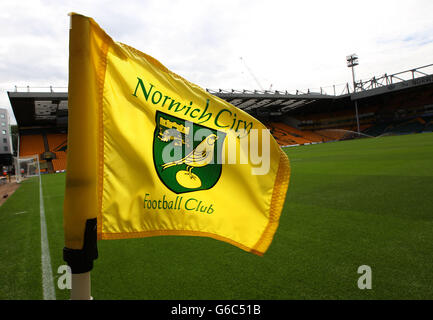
xmin=153 ymin=111 xmax=226 ymax=194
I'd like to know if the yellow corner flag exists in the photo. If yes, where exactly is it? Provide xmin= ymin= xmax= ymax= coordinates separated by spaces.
xmin=63 ymin=13 xmax=290 ymax=272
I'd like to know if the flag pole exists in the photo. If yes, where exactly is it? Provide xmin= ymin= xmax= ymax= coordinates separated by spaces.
xmin=64 ymin=218 xmax=98 ymax=300
xmin=64 ymin=13 xmax=98 ymax=300
xmin=71 ymin=272 xmax=92 ymax=300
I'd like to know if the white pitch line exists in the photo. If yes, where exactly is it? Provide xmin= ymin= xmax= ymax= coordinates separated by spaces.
xmin=39 ymin=174 xmax=56 ymax=300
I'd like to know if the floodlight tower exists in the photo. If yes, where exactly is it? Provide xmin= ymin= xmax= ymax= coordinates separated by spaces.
xmin=346 ymin=54 xmax=360 ymax=133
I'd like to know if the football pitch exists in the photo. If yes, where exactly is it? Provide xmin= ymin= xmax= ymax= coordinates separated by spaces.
xmin=1 ymin=132 xmax=432 ymax=300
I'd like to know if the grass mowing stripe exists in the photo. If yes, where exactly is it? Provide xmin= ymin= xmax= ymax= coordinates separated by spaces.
xmin=42 ymin=173 xmax=69 ymax=300
xmin=39 ymin=173 xmax=56 ymax=300
xmin=0 ymin=178 xmax=41 ymax=299
xmin=3 ymin=133 xmax=431 ymax=299
xmin=90 ymin=133 xmax=433 ymax=299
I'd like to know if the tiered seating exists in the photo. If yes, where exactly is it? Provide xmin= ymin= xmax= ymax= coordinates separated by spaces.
xmin=384 ymin=119 xmax=425 ymax=135
xmin=272 ymin=123 xmax=314 ymax=144
xmin=47 ymin=133 xmax=67 ymax=171
xmin=424 ymin=119 xmax=433 ymax=132
xmin=359 ymin=124 xmax=372 ymax=132
xmin=267 ymin=126 xmax=298 ymax=146
xmin=363 ymin=123 xmax=389 ymax=137
xmin=20 ymin=134 xmax=45 ymax=157
xmin=363 ymin=118 xmax=428 ymax=137
xmin=417 ymin=117 xmax=426 ymax=125
xmin=396 ymin=120 xmax=424 ymax=134
xmin=52 ymin=158 xmax=67 ymax=172
xmin=273 ymin=126 xmax=308 ymax=144
xmin=47 ymin=133 xmax=67 ymax=152
xmin=266 ymin=122 xmax=334 ymax=145
xmin=299 ymin=130 xmax=330 ymax=143
xmin=297 ymin=107 xmax=377 ymax=131
xmin=314 ymin=129 xmax=348 ymax=141
xmin=55 ymin=151 xmax=67 ymax=159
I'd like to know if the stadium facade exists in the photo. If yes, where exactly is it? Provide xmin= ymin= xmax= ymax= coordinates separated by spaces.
xmin=8 ymin=64 xmax=433 ymax=173
xmin=0 ymin=107 xmax=13 ymax=167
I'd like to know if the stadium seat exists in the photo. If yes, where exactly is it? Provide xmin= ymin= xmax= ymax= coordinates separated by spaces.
xmin=47 ymin=133 xmax=67 ymax=152
xmin=268 ymin=122 xmax=328 ymax=145
xmin=423 ymin=120 xmax=433 ymax=132
xmin=55 ymin=151 xmax=67 ymax=159
xmin=363 ymin=123 xmax=389 ymax=137
xmin=314 ymin=129 xmax=348 ymax=141
xmin=388 ymin=119 xmax=425 ymax=134
xmin=52 ymin=158 xmax=67 ymax=172
xmin=20 ymin=134 xmax=45 ymax=157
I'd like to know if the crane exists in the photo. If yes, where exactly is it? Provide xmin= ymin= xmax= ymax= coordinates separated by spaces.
xmin=239 ymin=57 xmax=265 ymax=91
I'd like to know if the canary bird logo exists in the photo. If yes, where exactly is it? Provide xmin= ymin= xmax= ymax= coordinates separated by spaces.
xmin=162 ymin=134 xmax=218 ymax=189
xmin=153 ymin=112 xmax=226 ymax=194
xmin=162 ymin=134 xmax=218 ymax=170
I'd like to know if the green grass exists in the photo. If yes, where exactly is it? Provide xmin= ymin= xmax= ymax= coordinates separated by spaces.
xmin=0 ymin=178 xmax=41 ymax=299
xmin=1 ymin=132 xmax=432 ymax=299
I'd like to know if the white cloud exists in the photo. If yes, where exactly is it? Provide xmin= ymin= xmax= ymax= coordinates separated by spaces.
xmin=1 ymin=0 xmax=433 ymax=123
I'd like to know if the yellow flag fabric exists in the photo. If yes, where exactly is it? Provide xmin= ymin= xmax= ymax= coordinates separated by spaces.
xmin=64 ymin=13 xmax=290 ymax=256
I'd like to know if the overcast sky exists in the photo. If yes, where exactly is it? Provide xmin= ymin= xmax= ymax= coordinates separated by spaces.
xmin=2 ymin=0 xmax=433 ymax=124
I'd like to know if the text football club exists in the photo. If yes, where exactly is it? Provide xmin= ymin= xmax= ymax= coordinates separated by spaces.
xmin=144 ymin=193 xmax=214 ymax=214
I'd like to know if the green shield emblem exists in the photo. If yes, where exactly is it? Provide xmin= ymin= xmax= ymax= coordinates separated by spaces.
xmin=153 ymin=111 xmax=226 ymax=194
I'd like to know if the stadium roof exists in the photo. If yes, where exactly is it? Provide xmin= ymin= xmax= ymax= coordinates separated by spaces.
xmin=8 ymin=91 xmax=68 ymax=128
xmin=209 ymin=90 xmax=337 ymax=115
xmin=8 ymin=89 xmax=339 ymax=127
xmin=352 ymin=72 xmax=433 ymax=100
xmin=8 ymin=63 xmax=433 ymax=127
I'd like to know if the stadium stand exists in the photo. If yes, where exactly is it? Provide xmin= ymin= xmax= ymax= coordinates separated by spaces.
xmin=315 ymin=129 xmax=348 ymax=141
xmin=364 ymin=118 xmax=428 ymax=137
xmin=266 ymin=122 xmax=331 ymax=145
xmin=267 ymin=128 xmax=297 ymax=146
xmin=7 ymin=63 xmax=433 ymax=171
xmin=271 ymin=123 xmax=311 ymax=144
xmin=387 ymin=118 xmax=425 ymax=135
xmin=362 ymin=123 xmax=389 ymax=137
xmin=19 ymin=133 xmax=68 ymax=172
xmin=55 ymin=151 xmax=67 ymax=159
xmin=275 ymin=123 xmax=318 ymax=143
xmin=423 ymin=118 xmax=433 ymax=132
xmin=20 ymin=134 xmax=45 ymax=157
xmin=47 ymin=133 xmax=67 ymax=152
xmin=46 ymin=133 xmax=67 ymax=171
xmin=52 ymin=158 xmax=67 ymax=172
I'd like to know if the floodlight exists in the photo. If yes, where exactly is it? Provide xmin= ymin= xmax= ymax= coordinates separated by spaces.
xmin=346 ymin=54 xmax=359 ymax=67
